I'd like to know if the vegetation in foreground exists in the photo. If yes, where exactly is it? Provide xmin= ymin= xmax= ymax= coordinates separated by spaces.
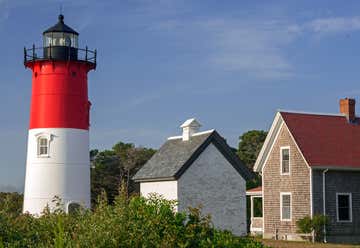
xmin=261 ymin=239 xmax=360 ymax=248
xmin=0 ymin=132 xmax=268 ymax=247
xmin=0 ymin=190 xmax=267 ymax=248
xmin=296 ymin=214 xmax=329 ymax=242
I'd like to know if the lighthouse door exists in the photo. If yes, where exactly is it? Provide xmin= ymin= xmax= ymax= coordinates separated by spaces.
xmin=67 ymin=202 xmax=82 ymax=214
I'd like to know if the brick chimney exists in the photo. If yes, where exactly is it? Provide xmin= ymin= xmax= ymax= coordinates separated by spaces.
xmin=340 ymin=98 xmax=356 ymax=122
xmin=180 ymin=118 xmax=201 ymax=141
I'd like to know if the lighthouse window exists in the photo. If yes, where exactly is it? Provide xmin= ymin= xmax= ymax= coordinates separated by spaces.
xmin=43 ymin=32 xmax=78 ymax=48
xmin=38 ymin=137 xmax=49 ymax=156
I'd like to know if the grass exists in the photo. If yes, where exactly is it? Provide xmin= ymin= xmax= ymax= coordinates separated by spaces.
xmin=262 ymin=239 xmax=360 ymax=248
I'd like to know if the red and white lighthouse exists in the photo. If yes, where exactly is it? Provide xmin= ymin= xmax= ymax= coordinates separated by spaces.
xmin=23 ymin=15 xmax=96 ymax=214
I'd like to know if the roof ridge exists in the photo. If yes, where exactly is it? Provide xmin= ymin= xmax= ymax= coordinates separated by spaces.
xmin=167 ymin=135 xmax=182 ymax=140
xmin=278 ymin=109 xmax=346 ymax=117
xmin=167 ymin=129 xmax=215 ymax=140
xmin=192 ymin=129 xmax=215 ymax=136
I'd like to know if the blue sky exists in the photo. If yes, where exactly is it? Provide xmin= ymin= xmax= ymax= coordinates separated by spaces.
xmin=1 ymin=0 xmax=360 ymax=191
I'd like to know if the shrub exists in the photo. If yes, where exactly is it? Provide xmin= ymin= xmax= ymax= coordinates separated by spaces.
xmin=0 ymin=190 xmax=268 ymax=247
xmin=296 ymin=214 xmax=328 ymax=242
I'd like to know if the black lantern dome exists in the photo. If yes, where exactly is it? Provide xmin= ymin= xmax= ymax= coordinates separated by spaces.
xmin=42 ymin=15 xmax=79 ymax=60
xmin=24 ymin=15 xmax=96 ymax=67
xmin=43 ymin=14 xmax=79 ymax=35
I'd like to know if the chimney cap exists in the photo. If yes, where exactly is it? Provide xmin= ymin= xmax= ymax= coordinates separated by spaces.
xmin=180 ymin=118 xmax=201 ymax=128
xmin=340 ymin=97 xmax=355 ymax=103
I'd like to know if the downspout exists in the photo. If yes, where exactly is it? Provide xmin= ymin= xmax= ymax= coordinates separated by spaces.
xmin=322 ymin=169 xmax=328 ymax=243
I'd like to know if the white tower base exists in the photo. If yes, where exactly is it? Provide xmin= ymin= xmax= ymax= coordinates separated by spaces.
xmin=23 ymin=128 xmax=90 ymax=215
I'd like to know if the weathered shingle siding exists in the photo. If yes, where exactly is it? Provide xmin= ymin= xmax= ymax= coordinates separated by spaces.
xmin=178 ymin=143 xmax=247 ymax=236
xmin=263 ymin=124 xmax=311 ymax=239
xmin=312 ymin=170 xmax=360 ymax=243
xmin=312 ymin=170 xmax=323 ymax=215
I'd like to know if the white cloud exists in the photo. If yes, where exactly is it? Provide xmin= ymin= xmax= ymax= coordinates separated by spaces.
xmin=307 ymin=17 xmax=360 ymax=34
xmin=202 ymin=19 xmax=298 ymax=79
xmin=150 ymin=18 xmax=299 ymax=80
xmin=149 ymin=15 xmax=360 ymax=80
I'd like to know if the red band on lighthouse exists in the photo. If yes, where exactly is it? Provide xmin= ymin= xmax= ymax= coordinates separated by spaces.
xmin=28 ymin=61 xmax=93 ymax=130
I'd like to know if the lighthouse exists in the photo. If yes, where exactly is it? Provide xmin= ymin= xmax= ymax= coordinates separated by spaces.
xmin=23 ymin=15 xmax=96 ymax=214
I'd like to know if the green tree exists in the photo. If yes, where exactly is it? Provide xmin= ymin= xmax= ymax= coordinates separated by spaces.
xmin=237 ymin=130 xmax=267 ymax=170
xmin=0 ymin=192 xmax=23 ymax=216
xmin=238 ymin=130 xmax=267 ymax=233
xmin=90 ymin=142 xmax=156 ymax=205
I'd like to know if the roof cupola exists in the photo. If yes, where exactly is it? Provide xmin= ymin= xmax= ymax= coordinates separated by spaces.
xmin=181 ymin=118 xmax=201 ymax=141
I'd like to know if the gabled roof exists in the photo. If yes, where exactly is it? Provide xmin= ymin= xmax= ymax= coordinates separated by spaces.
xmin=254 ymin=110 xmax=360 ymax=172
xmin=133 ymin=130 xmax=253 ymax=182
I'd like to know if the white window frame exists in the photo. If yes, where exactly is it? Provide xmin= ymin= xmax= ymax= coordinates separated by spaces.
xmin=280 ymin=146 xmax=290 ymax=175
xmin=280 ymin=192 xmax=292 ymax=221
xmin=336 ymin=192 xmax=352 ymax=223
xmin=35 ymin=132 xmax=52 ymax=158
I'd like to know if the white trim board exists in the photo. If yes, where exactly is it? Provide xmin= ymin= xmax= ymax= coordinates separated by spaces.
xmin=254 ymin=112 xmax=283 ymax=172
xmin=246 ymin=191 xmax=263 ymax=196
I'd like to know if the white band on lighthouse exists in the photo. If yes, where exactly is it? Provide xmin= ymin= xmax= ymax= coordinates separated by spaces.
xmin=23 ymin=128 xmax=90 ymax=215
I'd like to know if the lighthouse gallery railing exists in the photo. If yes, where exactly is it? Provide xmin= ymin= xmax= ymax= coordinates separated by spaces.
xmin=24 ymin=45 xmax=97 ymax=66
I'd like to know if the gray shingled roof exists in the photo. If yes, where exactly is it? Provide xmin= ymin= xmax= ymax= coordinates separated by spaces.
xmin=133 ymin=130 xmax=253 ymax=182
xmin=133 ymin=131 xmax=212 ymax=181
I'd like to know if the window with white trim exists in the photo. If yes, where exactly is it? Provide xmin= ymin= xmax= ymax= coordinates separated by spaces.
xmin=281 ymin=193 xmax=291 ymax=221
xmin=37 ymin=137 xmax=49 ymax=157
xmin=281 ymin=147 xmax=290 ymax=175
xmin=35 ymin=132 xmax=52 ymax=158
xmin=337 ymin=193 xmax=352 ymax=222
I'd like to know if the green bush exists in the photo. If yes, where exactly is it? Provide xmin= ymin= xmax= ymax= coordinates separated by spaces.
xmin=0 ymin=191 xmax=268 ymax=248
xmin=296 ymin=214 xmax=328 ymax=242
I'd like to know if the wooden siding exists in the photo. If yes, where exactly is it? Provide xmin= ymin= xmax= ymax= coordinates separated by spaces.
xmin=312 ymin=170 xmax=360 ymax=243
xmin=263 ymin=124 xmax=311 ymax=238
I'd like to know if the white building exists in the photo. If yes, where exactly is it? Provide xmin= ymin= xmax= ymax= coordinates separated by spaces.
xmin=133 ymin=118 xmax=252 ymax=236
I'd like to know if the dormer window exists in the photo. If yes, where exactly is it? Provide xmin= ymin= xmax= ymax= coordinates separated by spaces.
xmin=280 ymin=147 xmax=290 ymax=175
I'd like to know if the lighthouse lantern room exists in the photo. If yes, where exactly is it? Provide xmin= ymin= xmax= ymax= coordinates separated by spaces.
xmin=23 ymin=15 xmax=96 ymax=215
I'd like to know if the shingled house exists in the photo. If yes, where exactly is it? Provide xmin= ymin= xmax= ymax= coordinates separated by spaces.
xmin=133 ymin=118 xmax=252 ymax=236
xmin=249 ymin=98 xmax=360 ymax=243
